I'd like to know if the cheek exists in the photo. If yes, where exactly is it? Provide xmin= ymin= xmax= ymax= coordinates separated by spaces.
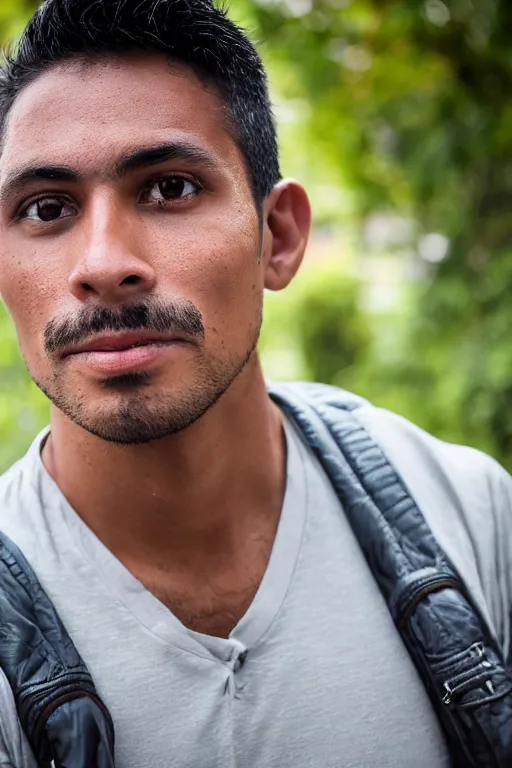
xmin=0 ymin=246 xmax=57 ymax=366
xmin=155 ymin=214 xmax=263 ymax=335
xmin=1 ymin=235 xmax=50 ymax=303
xmin=185 ymin=232 xmax=262 ymax=335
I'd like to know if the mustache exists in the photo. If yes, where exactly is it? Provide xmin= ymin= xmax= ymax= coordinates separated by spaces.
xmin=44 ymin=299 xmax=205 ymax=356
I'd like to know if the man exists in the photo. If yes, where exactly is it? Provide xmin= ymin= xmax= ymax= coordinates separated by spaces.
xmin=0 ymin=0 xmax=510 ymax=766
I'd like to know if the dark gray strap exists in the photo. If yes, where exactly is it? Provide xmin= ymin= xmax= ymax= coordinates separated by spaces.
xmin=269 ymin=382 xmax=512 ymax=768
xmin=0 ymin=532 xmax=115 ymax=767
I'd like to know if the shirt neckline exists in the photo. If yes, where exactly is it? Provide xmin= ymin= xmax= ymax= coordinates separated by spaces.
xmin=29 ymin=416 xmax=309 ymax=661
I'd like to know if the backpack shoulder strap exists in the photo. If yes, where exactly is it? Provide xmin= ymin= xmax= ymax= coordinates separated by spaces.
xmin=269 ymin=381 xmax=512 ymax=768
xmin=0 ymin=531 xmax=115 ymax=768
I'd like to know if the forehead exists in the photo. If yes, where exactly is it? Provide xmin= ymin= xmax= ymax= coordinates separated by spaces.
xmin=0 ymin=53 xmax=242 ymax=177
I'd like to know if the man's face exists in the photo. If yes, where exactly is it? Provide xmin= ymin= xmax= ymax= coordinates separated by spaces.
xmin=0 ymin=54 xmax=266 ymax=443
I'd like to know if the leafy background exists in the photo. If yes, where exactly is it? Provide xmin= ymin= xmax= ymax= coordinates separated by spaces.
xmin=1 ymin=0 xmax=512 ymax=471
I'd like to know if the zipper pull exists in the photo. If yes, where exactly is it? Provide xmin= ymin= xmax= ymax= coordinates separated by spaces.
xmin=442 ymin=682 xmax=453 ymax=705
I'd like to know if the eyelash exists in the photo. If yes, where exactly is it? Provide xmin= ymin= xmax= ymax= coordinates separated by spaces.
xmin=15 ymin=173 xmax=203 ymax=222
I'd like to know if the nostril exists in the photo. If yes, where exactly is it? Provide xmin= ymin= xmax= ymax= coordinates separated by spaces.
xmin=121 ymin=275 xmax=141 ymax=286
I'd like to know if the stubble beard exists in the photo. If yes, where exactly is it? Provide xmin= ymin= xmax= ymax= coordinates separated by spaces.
xmin=33 ymin=325 xmax=261 ymax=445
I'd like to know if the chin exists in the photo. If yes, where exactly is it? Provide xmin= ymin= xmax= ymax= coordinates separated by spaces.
xmin=39 ymin=346 xmax=255 ymax=443
xmin=50 ymin=379 xmax=227 ymax=444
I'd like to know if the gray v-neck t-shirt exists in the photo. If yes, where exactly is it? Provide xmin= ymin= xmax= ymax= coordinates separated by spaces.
xmin=1 ymin=401 xmax=512 ymax=767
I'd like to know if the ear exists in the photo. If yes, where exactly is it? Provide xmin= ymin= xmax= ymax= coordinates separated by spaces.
xmin=262 ymin=179 xmax=311 ymax=291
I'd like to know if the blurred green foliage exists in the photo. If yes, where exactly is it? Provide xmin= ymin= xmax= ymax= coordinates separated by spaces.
xmin=1 ymin=0 xmax=512 ymax=471
xmin=260 ymin=264 xmax=371 ymax=385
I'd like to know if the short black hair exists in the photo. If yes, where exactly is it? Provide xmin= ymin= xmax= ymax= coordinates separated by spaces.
xmin=0 ymin=0 xmax=280 ymax=205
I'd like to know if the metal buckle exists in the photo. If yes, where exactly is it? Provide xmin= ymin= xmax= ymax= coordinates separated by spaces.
xmin=442 ymin=682 xmax=453 ymax=705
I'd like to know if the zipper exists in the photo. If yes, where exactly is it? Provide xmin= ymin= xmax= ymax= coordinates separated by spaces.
xmin=397 ymin=576 xmax=501 ymax=709
xmin=395 ymin=573 xmax=496 ymax=707
xmin=442 ymin=673 xmax=495 ymax=705
xmin=439 ymin=642 xmax=495 ymax=705
xmin=432 ymin=641 xmax=487 ymax=675
xmin=406 ymin=641 xmax=479 ymax=767
xmin=396 ymin=571 xmax=506 ymax=766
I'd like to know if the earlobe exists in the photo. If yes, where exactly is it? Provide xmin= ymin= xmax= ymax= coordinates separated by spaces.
xmin=263 ymin=179 xmax=311 ymax=292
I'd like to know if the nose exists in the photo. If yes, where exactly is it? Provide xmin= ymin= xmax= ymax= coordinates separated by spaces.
xmin=68 ymin=194 xmax=156 ymax=304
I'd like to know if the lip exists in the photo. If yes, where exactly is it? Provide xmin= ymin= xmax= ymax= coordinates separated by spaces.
xmin=61 ymin=331 xmax=185 ymax=358
xmin=61 ymin=331 xmax=191 ymax=375
xmin=70 ymin=341 xmax=187 ymax=375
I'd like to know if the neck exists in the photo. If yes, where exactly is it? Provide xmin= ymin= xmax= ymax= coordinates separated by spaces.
xmin=41 ymin=358 xmax=286 ymax=573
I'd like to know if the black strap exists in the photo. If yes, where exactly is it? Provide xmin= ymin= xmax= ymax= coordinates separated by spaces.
xmin=0 ymin=532 xmax=115 ymax=767
xmin=270 ymin=382 xmax=512 ymax=768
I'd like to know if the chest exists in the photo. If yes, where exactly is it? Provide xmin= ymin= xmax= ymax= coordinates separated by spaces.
xmin=143 ymin=575 xmax=262 ymax=637
xmin=86 ymin=501 xmax=450 ymax=767
xmin=130 ymin=534 xmax=276 ymax=638
xmin=9 ymin=499 xmax=451 ymax=768
xmin=77 ymin=570 xmax=450 ymax=768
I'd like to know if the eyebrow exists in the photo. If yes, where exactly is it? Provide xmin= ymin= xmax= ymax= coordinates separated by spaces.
xmin=115 ymin=143 xmax=219 ymax=176
xmin=0 ymin=142 xmax=220 ymax=205
xmin=0 ymin=166 xmax=80 ymax=204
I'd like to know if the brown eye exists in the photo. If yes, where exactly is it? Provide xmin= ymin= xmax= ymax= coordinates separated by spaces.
xmin=159 ymin=178 xmax=190 ymax=199
xmin=143 ymin=177 xmax=199 ymax=204
xmin=22 ymin=198 xmax=75 ymax=223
